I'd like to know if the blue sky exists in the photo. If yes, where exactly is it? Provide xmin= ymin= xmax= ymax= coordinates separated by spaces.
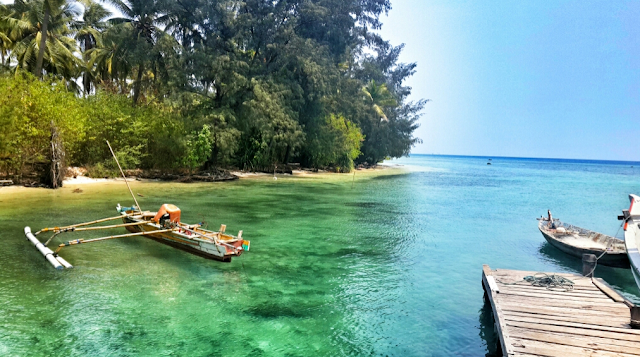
xmin=379 ymin=1 xmax=640 ymax=160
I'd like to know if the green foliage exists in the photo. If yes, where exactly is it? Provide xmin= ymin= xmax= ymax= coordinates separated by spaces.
xmin=76 ymin=90 xmax=185 ymax=171
xmin=0 ymin=0 xmax=426 ymax=177
xmin=0 ymin=73 xmax=86 ymax=176
xmin=183 ymin=125 xmax=212 ymax=173
xmin=85 ymin=162 xmax=117 ymax=178
xmin=236 ymin=79 xmax=305 ymax=170
xmin=304 ymin=114 xmax=363 ymax=172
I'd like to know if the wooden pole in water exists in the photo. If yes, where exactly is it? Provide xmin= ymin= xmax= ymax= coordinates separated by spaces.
xmin=106 ymin=140 xmax=141 ymax=212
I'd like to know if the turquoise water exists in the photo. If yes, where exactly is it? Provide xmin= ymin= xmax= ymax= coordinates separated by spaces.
xmin=1 ymin=155 xmax=640 ymax=356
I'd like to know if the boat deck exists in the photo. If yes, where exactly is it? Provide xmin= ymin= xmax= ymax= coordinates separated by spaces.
xmin=482 ymin=265 xmax=640 ymax=357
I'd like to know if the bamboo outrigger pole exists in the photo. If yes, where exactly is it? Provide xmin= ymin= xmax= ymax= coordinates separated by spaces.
xmin=42 ymin=221 xmax=150 ymax=246
xmin=106 ymin=140 xmax=142 ymax=212
xmin=54 ymin=228 xmax=175 ymax=255
xmin=35 ymin=214 xmax=134 ymax=235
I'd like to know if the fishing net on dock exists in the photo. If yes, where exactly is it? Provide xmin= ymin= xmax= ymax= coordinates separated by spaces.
xmin=523 ymin=273 xmax=574 ymax=292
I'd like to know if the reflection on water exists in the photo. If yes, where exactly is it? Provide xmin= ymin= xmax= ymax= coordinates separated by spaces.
xmin=537 ymin=241 xmax=584 ymax=272
xmin=478 ymin=293 xmax=500 ymax=357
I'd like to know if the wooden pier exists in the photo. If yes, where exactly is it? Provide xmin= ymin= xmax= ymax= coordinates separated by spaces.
xmin=482 ymin=265 xmax=640 ymax=357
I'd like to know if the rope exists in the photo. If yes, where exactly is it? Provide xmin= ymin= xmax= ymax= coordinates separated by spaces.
xmin=523 ymin=273 xmax=574 ymax=292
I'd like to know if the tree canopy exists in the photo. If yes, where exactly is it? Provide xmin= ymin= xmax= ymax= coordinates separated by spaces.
xmin=0 ymin=0 xmax=426 ymax=179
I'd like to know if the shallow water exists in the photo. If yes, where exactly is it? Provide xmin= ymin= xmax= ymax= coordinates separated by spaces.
xmin=1 ymin=155 xmax=639 ymax=356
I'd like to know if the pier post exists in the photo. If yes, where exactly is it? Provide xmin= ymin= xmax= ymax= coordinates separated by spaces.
xmin=582 ymin=253 xmax=596 ymax=277
xmin=632 ymin=306 xmax=640 ymax=329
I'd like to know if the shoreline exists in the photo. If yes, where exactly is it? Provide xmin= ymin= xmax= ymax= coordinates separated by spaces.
xmin=0 ymin=164 xmax=406 ymax=193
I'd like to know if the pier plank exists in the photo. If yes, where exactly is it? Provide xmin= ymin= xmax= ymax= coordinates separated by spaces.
xmin=510 ymin=338 xmax=640 ymax=357
xmin=509 ymin=326 xmax=640 ymax=353
xmin=504 ymin=320 xmax=640 ymax=341
xmin=497 ymin=297 xmax=630 ymax=313
xmin=499 ymin=303 xmax=630 ymax=319
xmin=504 ymin=310 xmax=631 ymax=328
xmin=497 ymin=290 xmax=622 ymax=304
xmin=499 ymin=285 xmax=614 ymax=299
xmin=482 ymin=265 xmax=639 ymax=357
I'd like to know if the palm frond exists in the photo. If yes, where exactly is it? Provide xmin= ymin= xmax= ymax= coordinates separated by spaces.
xmin=103 ymin=0 xmax=133 ymax=19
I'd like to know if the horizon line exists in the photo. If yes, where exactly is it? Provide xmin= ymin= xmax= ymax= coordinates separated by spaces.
xmin=407 ymin=153 xmax=640 ymax=164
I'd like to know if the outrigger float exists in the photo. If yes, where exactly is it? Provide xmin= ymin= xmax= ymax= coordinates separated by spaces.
xmin=24 ymin=141 xmax=249 ymax=270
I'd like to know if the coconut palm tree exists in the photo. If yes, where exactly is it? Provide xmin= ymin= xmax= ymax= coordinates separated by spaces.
xmin=75 ymin=0 xmax=111 ymax=94
xmin=104 ymin=0 xmax=171 ymax=104
xmin=6 ymin=0 xmax=81 ymax=81
xmin=0 ymin=5 xmax=13 ymax=67
xmin=362 ymin=80 xmax=397 ymax=122
xmin=87 ymin=24 xmax=133 ymax=93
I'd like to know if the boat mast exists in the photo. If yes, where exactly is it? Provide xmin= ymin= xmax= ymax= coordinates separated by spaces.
xmin=106 ymin=140 xmax=142 ymax=212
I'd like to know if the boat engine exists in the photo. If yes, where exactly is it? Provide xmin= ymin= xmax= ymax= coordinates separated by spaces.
xmin=153 ymin=204 xmax=181 ymax=228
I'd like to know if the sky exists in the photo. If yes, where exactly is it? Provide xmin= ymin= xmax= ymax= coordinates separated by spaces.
xmin=378 ymin=0 xmax=640 ymax=160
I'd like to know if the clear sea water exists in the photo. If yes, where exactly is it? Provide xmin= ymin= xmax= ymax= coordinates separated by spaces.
xmin=1 ymin=154 xmax=640 ymax=356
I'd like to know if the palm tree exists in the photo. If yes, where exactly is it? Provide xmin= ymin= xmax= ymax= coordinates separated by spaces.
xmin=6 ymin=0 xmax=80 ymax=80
xmin=362 ymin=80 xmax=397 ymax=122
xmin=104 ymin=0 xmax=171 ymax=104
xmin=0 ymin=5 xmax=13 ymax=66
xmin=75 ymin=0 xmax=111 ymax=94
xmin=87 ymin=24 xmax=133 ymax=93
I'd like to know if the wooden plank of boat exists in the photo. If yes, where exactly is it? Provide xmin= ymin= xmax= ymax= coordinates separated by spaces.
xmin=538 ymin=216 xmax=629 ymax=268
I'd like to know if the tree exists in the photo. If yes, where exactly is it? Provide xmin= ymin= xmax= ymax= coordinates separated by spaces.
xmin=75 ymin=0 xmax=110 ymax=94
xmin=6 ymin=0 xmax=80 ymax=82
xmin=0 ymin=0 xmax=426 ymax=177
xmin=362 ymin=80 xmax=397 ymax=122
xmin=104 ymin=0 xmax=173 ymax=104
xmin=0 ymin=5 xmax=13 ymax=67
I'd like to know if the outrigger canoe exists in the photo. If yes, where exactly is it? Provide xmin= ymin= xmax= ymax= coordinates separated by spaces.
xmin=119 ymin=203 xmax=249 ymax=262
xmin=24 ymin=203 xmax=249 ymax=269
xmin=538 ymin=215 xmax=629 ymax=268
xmin=24 ymin=141 xmax=249 ymax=270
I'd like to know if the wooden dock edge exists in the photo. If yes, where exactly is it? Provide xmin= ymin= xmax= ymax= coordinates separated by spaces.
xmin=482 ymin=265 xmax=640 ymax=357
xmin=482 ymin=264 xmax=512 ymax=357
xmin=593 ymin=277 xmax=640 ymax=327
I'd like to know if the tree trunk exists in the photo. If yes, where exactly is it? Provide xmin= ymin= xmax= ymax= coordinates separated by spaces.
xmin=283 ymin=144 xmax=291 ymax=164
xmin=48 ymin=121 xmax=65 ymax=188
xmin=82 ymin=38 xmax=93 ymax=95
xmin=132 ymin=62 xmax=144 ymax=105
xmin=35 ymin=4 xmax=50 ymax=78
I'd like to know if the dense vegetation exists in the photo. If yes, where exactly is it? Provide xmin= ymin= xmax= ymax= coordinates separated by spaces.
xmin=0 ymin=0 xmax=425 ymax=182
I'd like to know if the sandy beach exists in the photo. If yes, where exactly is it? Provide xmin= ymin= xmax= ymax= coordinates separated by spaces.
xmin=0 ymin=164 xmax=405 ymax=194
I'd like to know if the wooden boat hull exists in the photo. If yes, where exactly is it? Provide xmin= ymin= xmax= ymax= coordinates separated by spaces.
xmin=539 ymin=229 xmax=629 ymax=268
xmin=122 ymin=215 xmax=241 ymax=263
xmin=623 ymin=194 xmax=640 ymax=291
